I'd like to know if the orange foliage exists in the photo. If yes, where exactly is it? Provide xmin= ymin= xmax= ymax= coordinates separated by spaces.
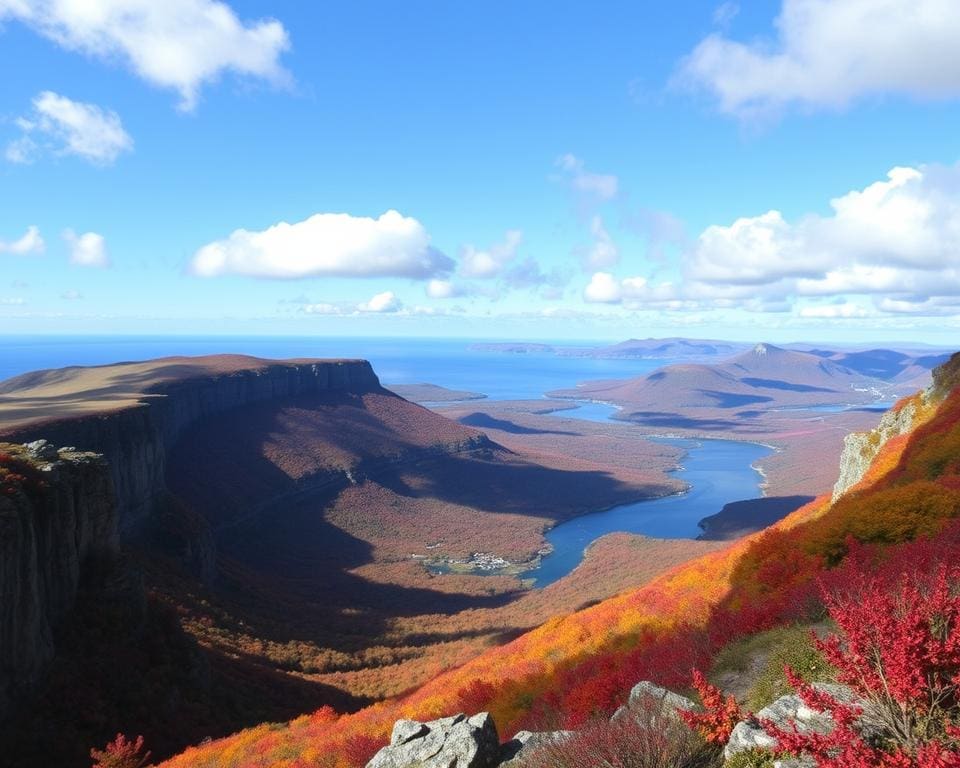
xmin=161 ymin=380 xmax=960 ymax=768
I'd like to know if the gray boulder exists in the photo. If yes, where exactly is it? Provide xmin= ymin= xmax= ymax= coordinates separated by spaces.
xmin=611 ymin=680 xmax=696 ymax=723
xmin=499 ymin=729 xmax=575 ymax=766
xmin=725 ymin=684 xmax=862 ymax=764
xmin=24 ymin=439 xmax=59 ymax=462
xmin=366 ymin=712 xmax=500 ymax=768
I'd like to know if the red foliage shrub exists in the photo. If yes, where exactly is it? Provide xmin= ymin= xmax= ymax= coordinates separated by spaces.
xmin=454 ymin=679 xmax=497 ymax=715
xmin=0 ymin=450 xmax=47 ymax=497
xmin=678 ymin=670 xmax=745 ymax=745
xmin=758 ymin=565 xmax=960 ymax=766
xmin=90 ymin=733 xmax=151 ymax=768
xmin=341 ymin=734 xmax=384 ymax=767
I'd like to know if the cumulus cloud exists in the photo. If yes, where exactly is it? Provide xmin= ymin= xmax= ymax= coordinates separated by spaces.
xmin=555 ymin=154 xmax=619 ymax=203
xmin=594 ymin=163 xmax=960 ymax=318
xmin=191 ymin=210 xmax=453 ymax=280
xmin=63 ymin=229 xmax=109 ymax=267
xmin=357 ymin=291 xmax=402 ymax=313
xmin=0 ymin=0 xmax=290 ymax=110
xmin=459 ymin=229 xmax=523 ymax=278
xmin=8 ymin=92 xmax=132 ymax=164
xmin=0 ymin=225 xmax=44 ymax=254
xmin=60 ymin=289 xmax=82 ymax=300
xmin=678 ymin=0 xmax=960 ymax=118
xmin=688 ymin=166 xmax=960 ymax=298
xmin=583 ymin=272 xmax=622 ymax=303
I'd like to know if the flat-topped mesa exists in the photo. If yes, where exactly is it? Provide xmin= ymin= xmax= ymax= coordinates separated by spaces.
xmin=0 ymin=355 xmax=383 ymax=532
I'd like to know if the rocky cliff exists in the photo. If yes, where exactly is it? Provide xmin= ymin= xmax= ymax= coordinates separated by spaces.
xmin=0 ymin=442 xmax=116 ymax=720
xmin=833 ymin=350 xmax=960 ymax=501
xmin=0 ymin=359 xmax=381 ymax=534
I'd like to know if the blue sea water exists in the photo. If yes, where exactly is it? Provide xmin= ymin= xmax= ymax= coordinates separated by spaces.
xmin=0 ymin=335 xmax=769 ymax=587
xmin=0 ymin=335 xmax=664 ymax=399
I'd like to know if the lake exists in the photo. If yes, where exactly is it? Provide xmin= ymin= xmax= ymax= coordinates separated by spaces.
xmin=520 ymin=401 xmax=769 ymax=586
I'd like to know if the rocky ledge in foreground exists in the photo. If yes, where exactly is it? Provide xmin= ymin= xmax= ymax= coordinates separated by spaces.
xmin=367 ymin=679 xmax=876 ymax=768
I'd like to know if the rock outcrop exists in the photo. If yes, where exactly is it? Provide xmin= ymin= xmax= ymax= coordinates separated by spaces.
xmin=0 ymin=360 xmax=382 ymax=533
xmin=834 ymin=350 xmax=960 ymax=501
xmin=832 ymin=395 xmax=926 ymax=501
xmin=0 ymin=442 xmax=117 ymax=720
xmin=611 ymin=679 xmax=696 ymax=723
xmin=725 ymin=684 xmax=869 ymax=766
xmin=499 ymin=729 xmax=575 ymax=767
xmin=366 ymin=712 xmax=501 ymax=768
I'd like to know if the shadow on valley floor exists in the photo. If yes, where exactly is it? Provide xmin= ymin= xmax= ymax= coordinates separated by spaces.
xmin=620 ymin=410 xmax=767 ymax=431
xmin=458 ymin=411 xmax=578 ymax=436
xmin=157 ymin=390 xmax=671 ymax=658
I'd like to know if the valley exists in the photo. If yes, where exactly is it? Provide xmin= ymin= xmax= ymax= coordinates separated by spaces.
xmin=0 ymin=337 xmax=951 ymax=766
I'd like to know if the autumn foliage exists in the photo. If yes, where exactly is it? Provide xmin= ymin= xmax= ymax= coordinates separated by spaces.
xmin=678 ymin=670 xmax=744 ymax=745
xmin=159 ymin=373 xmax=960 ymax=768
xmin=0 ymin=447 xmax=46 ymax=497
xmin=90 ymin=734 xmax=151 ymax=768
xmin=762 ymin=563 xmax=960 ymax=765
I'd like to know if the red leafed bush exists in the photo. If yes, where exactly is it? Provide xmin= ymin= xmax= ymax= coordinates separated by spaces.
xmin=341 ymin=733 xmax=384 ymax=767
xmin=0 ymin=450 xmax=46 ymax=497
xmin=90 ymin=733 xmax=151 ymax=768
xmin=678 ymin=669 xmax=745 ymax=745
xmin=763 ymin=565 xmax=960 ymax=766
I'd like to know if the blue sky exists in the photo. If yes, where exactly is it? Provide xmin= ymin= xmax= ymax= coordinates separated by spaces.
xmin=2 ymin=0 xmax=960 ymax=343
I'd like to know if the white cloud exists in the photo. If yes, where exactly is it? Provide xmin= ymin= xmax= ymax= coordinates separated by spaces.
xmin=0 ymin=225 xmax=44 ymax=254
xmin=357 ymin=291 xmax=401 ymax=313
xmin=0 ymin=0 xmax=290 ymax=111
xmin=60 ymin=289 xmax=82 ymax=300
xmin=580 ymin=215 xmax=619 ymax=269
xmin=0 ymin=297 xmax=27 ymax=305
xmin=191 ymin=210 xmax=453 ymax=279
xmin=583 ymin=272 xmax=622 ymax=303
xmin=459 ymin=229 xmax=523 ymax=279
xmin=8 ymin=92 xmax=133 ymax=164
xmin=688 ymin=166 xmax=960 ymax=298
xmin=799 ymin=301 xmax=870 ymax=318
xmin=555 ymin=154 xmax=619 ymax=202
xmin=600 ymin=163 xmax=960 ymax=318
xmin=302 ymin=303 xmax=340 ymax=315
xmin=679 ymin=0 xmax=960 ymax=118
xmin=63 ymin=229 xmax=109 ymax=267
xmin=426 ymin=279 xmax=470 ymax=299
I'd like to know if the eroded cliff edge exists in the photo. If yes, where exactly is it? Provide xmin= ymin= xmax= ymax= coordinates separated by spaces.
xmin=833 ymin=351 xmax=960 ymax=500
xmin=0 ymin=443 xmax=116 ymax=719
xmin=0 ymin=358 xmax=382 ymax=533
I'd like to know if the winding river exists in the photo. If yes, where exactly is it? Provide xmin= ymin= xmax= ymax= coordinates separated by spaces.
xmin=525 ymin=402 xmax=771 ymax=587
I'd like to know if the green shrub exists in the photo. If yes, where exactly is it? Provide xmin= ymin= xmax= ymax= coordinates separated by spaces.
xmin=709 ymin=624 xmax=835 ymax=713
xmin=745 ymin=627 xmax=833 ymax=711
xmin=724 ymin=748 xmax=776 ymax=768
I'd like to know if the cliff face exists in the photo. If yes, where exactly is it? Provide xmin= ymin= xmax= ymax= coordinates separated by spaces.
xmin=0 ymin=445 xmax=116 ymax=719
xmin=833 ymin=351 xmax=960 ymax=501
xmin=0 ymin=361 xmax=381 ymax=533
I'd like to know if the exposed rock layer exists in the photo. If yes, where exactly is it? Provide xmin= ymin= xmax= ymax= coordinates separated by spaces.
xmin=0 ymin=360 xmax=381 ymax=533
xmin=0 ymin=445 xmax=116 ymax=720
